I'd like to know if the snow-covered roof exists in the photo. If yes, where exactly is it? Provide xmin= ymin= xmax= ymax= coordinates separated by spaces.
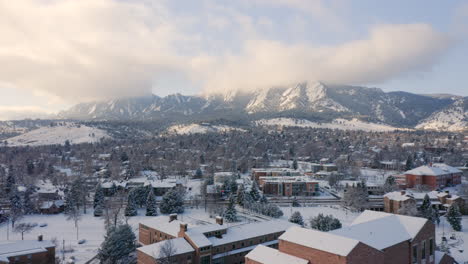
xmin=351 ymin=210 xmax=427 ymax=239
xmin=405 ymin=164 xmax=461 ymax=176
xmin=137 ymin=238 xmax=194 ymax=258
xmin=245 ymin=245 xmax=308 ymax=264
xmin=0 ymin=240 xmax=55 ymax=262
xmin=139 ymin=218 xmax=184 ymax=237
xmin=40 ymin=200 xmax=64 ymax=209
xmin=208 ymin=220 xmax=295 ymax=247
xmin=332 ymin=215 xmax=413 ymax=250
xmin=279 ymin=226 xmax=360 ymax=256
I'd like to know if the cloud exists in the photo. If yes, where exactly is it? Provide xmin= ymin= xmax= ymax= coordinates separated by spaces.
xmin=0 ymin=106 xmax=53 ymax=121
xmin=0 ymin=0 xmax=456 ymax=105
xmin=195 ymin=24 xmax=453 ymax=94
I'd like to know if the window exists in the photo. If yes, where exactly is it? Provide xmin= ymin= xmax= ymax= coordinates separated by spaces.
xmin=429 ymin=239 xmax=434 ymax=256
xmin=27 ymin=254 xmax=32 ymax=259
xmin=421 ymin=241 xmax=426 ymax=260
xmin=412 ymin=245 xmax=418 ymax=263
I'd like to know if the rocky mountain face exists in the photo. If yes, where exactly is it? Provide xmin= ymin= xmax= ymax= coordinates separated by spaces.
xmin=415 ymin=98 xmax=467 ymax=131
xmin=58 ymin=81 xmax=466 ymax=130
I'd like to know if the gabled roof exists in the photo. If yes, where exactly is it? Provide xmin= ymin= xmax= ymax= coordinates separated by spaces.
xmin=279 ymin=226 xmax=361 ymax=256
xmin=245 ymin=245 xmax=308 ymax=264
xmin=139 ymin=218 xmax=184 ymax=237
xmin=137 ymin=237 xmax=194 ymax=257
xmin=351 ymin=210 xmax=427 ymax=240
xmin=405 ymin=164 xmax=461 ymax=176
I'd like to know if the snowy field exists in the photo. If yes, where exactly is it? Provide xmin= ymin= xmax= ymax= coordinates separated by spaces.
xmin=4 ymin=123 xmax=109 ymax=146
xmin=256 ymin=117 xmax=407 ymax=132
xmin=435 ymin=216 xmax=468 ymax=263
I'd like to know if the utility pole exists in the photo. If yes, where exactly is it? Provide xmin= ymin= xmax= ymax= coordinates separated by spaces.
xmin=62 ymin=239 xmax=65 ymax=261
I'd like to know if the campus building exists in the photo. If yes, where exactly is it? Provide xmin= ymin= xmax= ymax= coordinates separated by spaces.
xmin=384 ymin=190 xmax=465 ymax=214
xmin=246 ymin=211 xmax=454 ymax=264
xmin=404 ymin=164 xmax=462 ymax=190
xmin=137 ymin=215 xmax=295 ymax=264
xmin=259 ymin=176 xmax=319 ymax=197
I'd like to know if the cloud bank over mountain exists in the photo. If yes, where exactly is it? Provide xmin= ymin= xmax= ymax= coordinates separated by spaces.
xmin=0 ymin=0 xmax=457 ymax=105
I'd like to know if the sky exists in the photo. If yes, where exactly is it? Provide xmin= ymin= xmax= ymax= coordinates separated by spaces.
xmin=0 ymin=0 xmax=467 ymax=120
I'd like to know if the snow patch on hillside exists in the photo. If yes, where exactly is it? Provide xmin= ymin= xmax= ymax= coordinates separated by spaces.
xmin=4 ymin=123 xmax=110 ymax=146
xmin=167 ymin=123 xmax=246 ymax=135
xmin=256 ymin=118 xmax=405 ymax=132
xmin=416 ymin=99 xmax=467 ymax=131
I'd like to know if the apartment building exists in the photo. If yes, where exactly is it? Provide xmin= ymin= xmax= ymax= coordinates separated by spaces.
xmin=259 ymin=176 xmax=319 ymax=197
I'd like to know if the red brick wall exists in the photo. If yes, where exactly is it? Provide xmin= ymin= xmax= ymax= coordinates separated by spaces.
xmin=411 ymin=220 xmax=435 ymax=264
xmin=279 ymin=240 xmax=347 ymax=264
xmin=137 ymin=249 xmax=194 ymax=264
xmin=6 ymin=247 xmax=55 ymax=264
xmin=382 ymin=240 xmax=410 ymax=264
xmin=139 ymin=224 xmax=176 ymax=245
xmin=345 ymin=242 xmax=385 ymax=264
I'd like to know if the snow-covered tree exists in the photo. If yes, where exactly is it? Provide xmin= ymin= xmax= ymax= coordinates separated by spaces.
xmin=98 ymin=224 xmax=136 ymax=264
xmin=157 ymin=239 xmax=176 ymax=264
xmin=292 ymin=197 xmax=301 ymax=207
xmin=5 ymin=165 xmax=15 ymax=194
xmin=342 ymin=182 xmax=368 ymax=212
xmin=13 ymin=222 xmax=35 ymax=240
xmin=397 ymin=202 xmax=418 ymax=216
xmin=405 ymin=155 xmax=414 ymax=171
xmin=382 ymin=176 xmax=398 ymax=193
xmin=146 ymin=188 xmax=158 ymax=216
xmin=289 ymin=211 xmax=304 ymax=226
xmin=64 ymin=187 xmax=82 ymax=240
xmin=160 ymin=189 xmax=185 ymax=214
xmin=292 ymin=159 xmax=298 ymax=170
xmin=420 ymin=194 xmax=437 ymax=223
xmin=22 ymin=186 xmax=36 ymax=214
xmin=94 ymin=184 xmax=105 ymax=209
xmin=8 ymin=188 xmax=23 ymax=227
xmin=310 ymin=213 xmax=342 ymax=231
xmin=194 ymin=168 xmax=203 ymax=179
xmin=446 ymin=204 xmax=462 ymax=231
xmin=125 ymin=194 xmax=138 ymax=217
xmin=223 ymin=195 xmax=238 ymax=222
xmin=236 ymin=185 xmax=245 ymax=206
xmin=249 ymin=181 xmax=260 ymax=202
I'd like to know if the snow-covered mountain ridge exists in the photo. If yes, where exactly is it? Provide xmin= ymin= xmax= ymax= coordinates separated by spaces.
xmin=57 ymin=81 xmax=466 ymax=131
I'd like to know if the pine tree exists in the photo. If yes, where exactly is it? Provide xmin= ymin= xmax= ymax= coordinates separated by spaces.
xmin=9 ymin=188 xmax=23 ymax=227
xmin=236 ymin=185 xmax=245 ymax=206
xmin=223 ymin=195 xmax=238 ymax=222
xmin=289 ymin=211 xmax=304 ymax=226
xmin=259 ymin=194 xmax=268 ymax=204
xmin=420 ymin=194 xmax=436 ymax=223
xmin=194 ymin=168 xmax=203 ymax=179
xmin=383 ymin=176 xmax=398 ymax=193
xmin=249 ymin=181 xmax=260 ymax=201
xmin=94 ymin=202 xmax=104 ymax=217
xmin=94 ymin=184 xmax=105 ymax=209
xmin=5 ymin=165 xmax=15 ymax=194
xmin=125 ymin=194 xmax=138 ymax=216
xmin=98 ymin=224 xmax=136 ymax=263
xmin=446 ymin=204 xmax=462 ymax=231
xmin=310 ymin=213 xmax=342 ymax=231
xmin=292 ymin=159 xmax=298 ymax=170
xmin=22 ymin=186 xmax=36 ymax=214
xmin=405 ymin=155 xmax=414 ymax=171
xmin=160 ymin=189 xmax=185 ymax=214
xmin=292 ymin=197 xmax=300 ymax=207
xmin=146 ymin=188 xmax=158 ymax=216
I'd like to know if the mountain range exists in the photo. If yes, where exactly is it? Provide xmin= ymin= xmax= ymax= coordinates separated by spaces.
xmin=58 ymin=81 xmax=467 ymax=131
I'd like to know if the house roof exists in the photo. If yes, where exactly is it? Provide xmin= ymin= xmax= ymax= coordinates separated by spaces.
xmin=279 ymin=226 xmax=361 ymax=256
xmin=0 ymin=240 xmax=55 ymax=262
xmin=137 ymin=238 xmax=194 ymax=258
xmin=405 ymin=164 xmax=461 ymax=176
xmin=139 ymin=218 xmax=185 ymax=237
xmin=245 ymin=245 xmax=308 ymax=264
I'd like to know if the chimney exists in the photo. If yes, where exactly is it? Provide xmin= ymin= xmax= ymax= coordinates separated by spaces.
xmin=169 ymin=214 xmax=178 ymax=222
xmin=401 ymin=191 xmax=406 ymax=195
xmin=179 ymin=223 xmax=188 ymax=236
xmin=38 ymin=235 xmax=43 ymax=242
xmin=215 ymin=216 xmax=224 ymax=225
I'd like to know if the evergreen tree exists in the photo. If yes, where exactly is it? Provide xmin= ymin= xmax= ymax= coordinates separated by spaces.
xmin=259 ymin=194 xmax=268 ymax=204
xmin=236 ymin=185 xmax=245 ymax=206
xmin=94 ymin=202 xmax=104 ymax=217
xmin=292 ymin=197 xmax=301 ymax=207
xmin=194 ymin=168 xmax=203 ymax=179
xmin=223 ymin=195 xmax=238 ymax=222
xmin=125 ymin=194 xmax=138 ymax=216
xmin=446 ymin=204 xmax=462 ymax=231
xmin=98 ymin=224 xmax=136 ymax=263
xmin=146 ymin=188 xmax=158 ymax=216
xmin=292 ymin=159 xmax=298 ymax=170
xmin=420 ymin=194 xmax=436 ymax=223
xmin=249 ymin=181 xmax=260 ymax=202
xmin=9 ymin=188 xmax=23 ymax=227
xmin=22 ymin=186 xmax=36 ymax=214
xmin=383 ymin=176 xmax=398 ymax=193
xmin=94 ymin=184 xmax=105 ymax=209
xmin=160 ymin=189 xmax=185 ymax=214
xmin=405 ymin=155 xmax=414 ymax=171
xmin=5 ymin=165 xmax=15 ymax=194
xmin=310 ymin=214 xmax=342 ymax=231
xmin=289 ymin=211 xmax=304 ymax=226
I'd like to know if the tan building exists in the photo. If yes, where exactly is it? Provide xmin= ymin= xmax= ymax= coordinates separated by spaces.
xmin=384 ymin=190 xmax=465 ymax=214
xmin=246 ymin=211 xmax=454 ymax=264
xmin=0 ymin=239 xmax=55 ymax=264
xmin=137 ymin=215 xmax=296 ymax=264
xmin=259 ymin=176 xmax=319 ymax=197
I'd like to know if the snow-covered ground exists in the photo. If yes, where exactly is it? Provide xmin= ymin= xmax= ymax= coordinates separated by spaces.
xmin=436 ymin=216 xmax=468 ymax=263
xmin=416 ymin=98 xmax=467 ymax=132
xmin=167 ymin=123 xmax=246 ymax=135
xmin=280 ymin=205 xmax=359 ymax=227
xmin=256 ymin=118 xmax=407 ymax=132
xmin=4 ymin=123 xmax=110 ymax=146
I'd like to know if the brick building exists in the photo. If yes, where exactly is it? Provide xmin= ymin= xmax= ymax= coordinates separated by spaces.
xmin=246 ymin=211 xmax=454 ymax=264
xmin=251 ymin=168 xmax=302 ymax=182
xmin=404 ymin=164 xmax=462 ymax=190
xmin=384 ymin=190 xmax=465 ymax=214
xmin=259 ymin=176 xmax=319 ymax=196
xmin=0 ymin=239 xmax=55 ymax=264
xmin=137 ymin=215 xmax=295 ymax=264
